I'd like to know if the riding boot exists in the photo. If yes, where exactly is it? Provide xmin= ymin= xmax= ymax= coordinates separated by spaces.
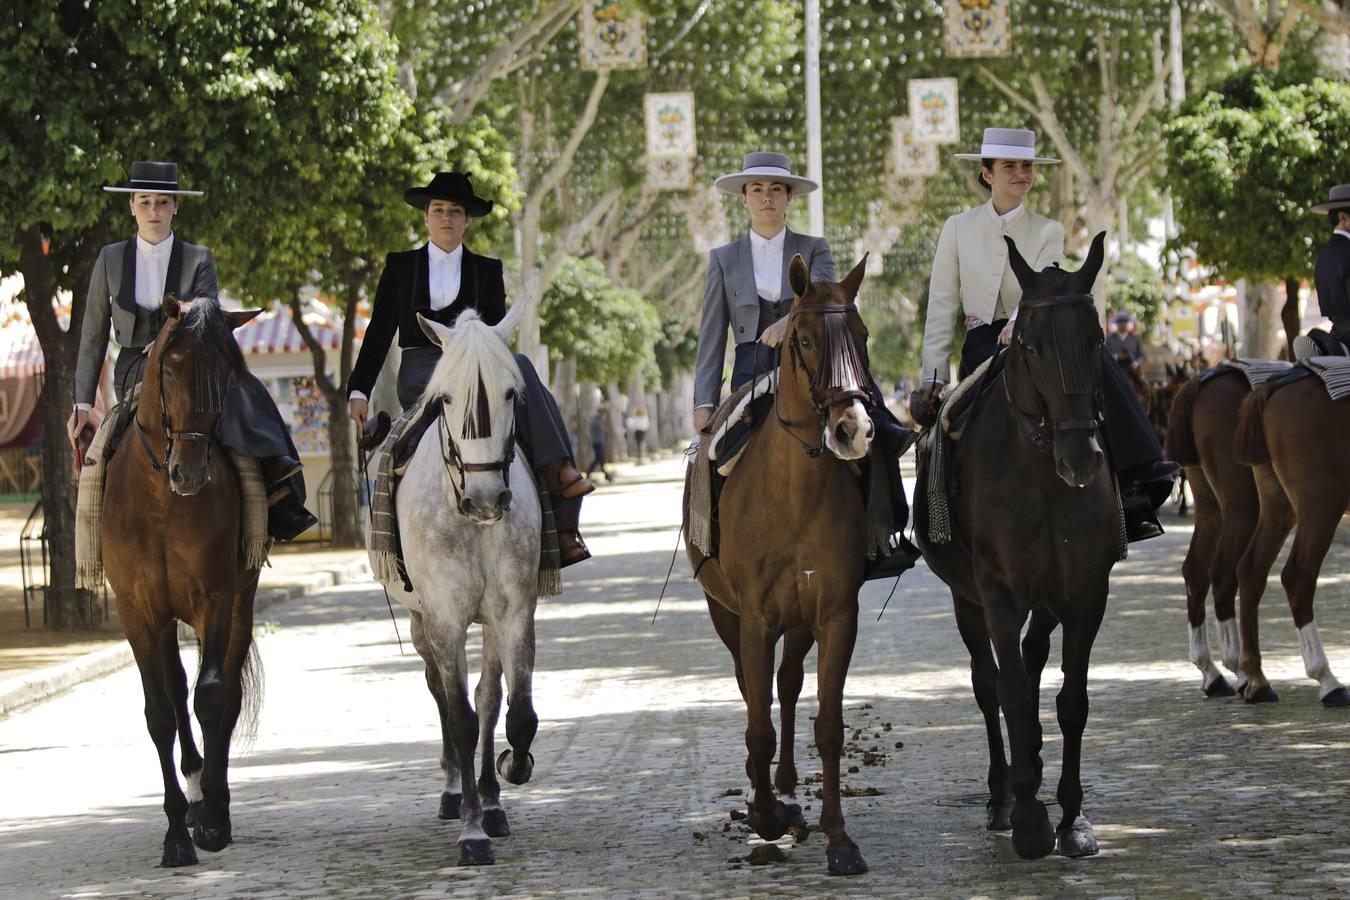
xmin=1121 ymin=491 xmax=1164 ymax=542
xmin=551 ymin=495 xmax=590 ymax=568
xmin=267 ymin=485 xmax=318 ymax=542
xmin=864 ymin=532 xmax=922 ymax=581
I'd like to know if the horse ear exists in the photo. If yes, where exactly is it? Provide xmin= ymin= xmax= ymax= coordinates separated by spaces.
xmin=840 ymin=253 xmax=868 ymax=300
xmin=417 ymin=312 xmax=451 ymax=348
xmin=491 ymin=294 xmax=530 ymax=344
xmin=226 ymin=308 xmax=263 ymax=330
xmin=1003 ymin=236 xmax=1037 ymax=291
xmin=163 ymin=293 xmax=182 ymax=320
xmin=788 ymin=254 xmax=810 ymax=299
xmin=1075 ymin=231 xmax=1108 ymax=294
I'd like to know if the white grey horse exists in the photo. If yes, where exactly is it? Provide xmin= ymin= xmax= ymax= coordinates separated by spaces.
xmin=392 ymin=305 xmax=541 ymax=866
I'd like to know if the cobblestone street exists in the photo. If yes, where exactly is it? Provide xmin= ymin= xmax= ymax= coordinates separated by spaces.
xmin=3 ymin=456 xmax=1350 ymax=898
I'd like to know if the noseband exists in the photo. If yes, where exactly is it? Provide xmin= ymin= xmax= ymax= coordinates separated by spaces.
xmin=435 ymin=399 xmax=516 ymax=517
xmin=1005 ymin=294 xmax=1103 ymax=453
xmin=776 ymin=302 xmax=870 ymax=458
xmin=135 ymin=343 xmax=220 ymax=475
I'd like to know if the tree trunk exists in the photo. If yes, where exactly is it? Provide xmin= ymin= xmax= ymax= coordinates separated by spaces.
xmin=604 ymin=382 xmax=626 ymax=463
xmin=325 ymin=389 xmax=362 ymax=547
xmin=1281 ymin=276 xmax=1303 ymax=361
xmin=1243 ymin=281 xmax=1285 ymax=360
xmin=576 ymin=381 xmax=600 ymax=474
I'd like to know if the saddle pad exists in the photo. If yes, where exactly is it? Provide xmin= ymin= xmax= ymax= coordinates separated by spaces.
xmin=938 ymin=355 xmax=995 ymax=440
xmin=707 ymin=370 xmax=777 ymax=470
xmin=1216 ymin=358 xmax=1292 ymax=390
xmin=1299 ymin=356 xmax=1350 ymax=401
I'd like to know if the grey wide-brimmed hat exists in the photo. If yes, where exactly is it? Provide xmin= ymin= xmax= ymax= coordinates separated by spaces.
xmin=1312 ymin=184 xmax=1350 ymax=215
xmin=103 ymin=161 xmax=203 ymax=196
xmin=953 ymin=128 xmax=1060 ymax=165
xmin=714 ymin=152 xmax=819 ymax=195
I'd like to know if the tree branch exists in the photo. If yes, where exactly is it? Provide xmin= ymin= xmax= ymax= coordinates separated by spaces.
xmin=1122 ymin=139 xmax=1166 ymax=184
xmin=1027 ymin=74 xmax=1096 ymax=188
xmin=1290 ymin=0 xmax=1350 ymax=35
xmin=976 ymin=64 xmax=1041 ymax=120
xmin=531 ymin=71 xmax=611 ymax=204
xmin=540 ymin=187 xmax=624 ymax=289
xmin=638 ymin=248 xmax=690 ymax=296
xmin=287 ymin=290 xmax=338 ymax=399
xmin=444 ymin=0 xmax=580 ymax=122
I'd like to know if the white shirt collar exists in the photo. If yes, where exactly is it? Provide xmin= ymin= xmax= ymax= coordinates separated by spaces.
xmin=1334 ymin=229 xmax=1350 ymax=241
xmin=999 ymin=204 xmax=1024 ymax=223
xmin=137 ymin=232 xmax=174 ymax=255
xmin=428 ymin=241 xmax=463 ymax=265
xmin=749 ymin=228 xmax=787 ymax=251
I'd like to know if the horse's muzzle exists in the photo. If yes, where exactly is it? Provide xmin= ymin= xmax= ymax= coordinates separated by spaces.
xmin=459 ymin=489 xmax=512 ymax=523
xmin=1053 ymin=432 xmax=1103 ymax=488
xmin=169 ymin=461 xmax=212 ymax=496
xmin=825 ymin=401 xmax=873 ymax=461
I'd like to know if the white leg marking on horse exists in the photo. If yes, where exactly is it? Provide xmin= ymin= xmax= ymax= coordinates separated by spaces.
xmin=1298 ymin=621 xmax=1344 ymax=700
xmin=1217 ymin=617 xmax=1240 ymax=672
xmin=185 ymin=771 xmax=203 ymax=803
xmin=446 ymin=771 xmax=462 ymax=794
xmin=1190 ymin=623 xmax=1224 ymax=689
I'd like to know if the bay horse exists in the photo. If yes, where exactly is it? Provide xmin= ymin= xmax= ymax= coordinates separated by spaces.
xmin=393 ymin=305 xmax=541 ymax=866
xmin=685 ymin=254 xmax=877 ymax=876
xmin=1150 ymin=363 xmax=1191 ymax=515
xmin=1231 ymin=375 xmax=1350 ymax=706
xmin=915 ymin=233 xmax=1116 ymax=860
xmin=1164 ymin=368 xmax=1257 ymax=697
xmin=101 ymin=294 xmax=263 ymax=867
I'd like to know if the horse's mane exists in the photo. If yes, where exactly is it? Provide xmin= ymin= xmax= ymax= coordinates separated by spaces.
xmin=163 ymin=296 xmax=248 ymax=413
xmin=423 ymin=310 xmax=524 ymax=439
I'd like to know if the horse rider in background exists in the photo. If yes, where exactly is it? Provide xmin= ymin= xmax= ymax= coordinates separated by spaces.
xmin=1313 ymin=183 xmax=1350 ymax=350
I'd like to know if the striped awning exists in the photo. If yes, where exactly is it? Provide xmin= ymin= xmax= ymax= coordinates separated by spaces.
xmin=0 ymin=321 xmax=46 ymax=380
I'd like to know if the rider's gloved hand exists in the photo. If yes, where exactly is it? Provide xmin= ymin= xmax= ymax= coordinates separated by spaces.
xmin=908 ymin=383 xmax=943 ymax=429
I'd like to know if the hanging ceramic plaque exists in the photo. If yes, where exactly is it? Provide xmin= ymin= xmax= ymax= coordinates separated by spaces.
xmin=908 ymin=78 xmax=960 ymax=144
xmin=943 ymin=0 xmax=1013 ymax=58
xmin=645 ymin=92 xmax=696 ymax=157
xmin=579 ymin=1 xmax=648 ymax=71
xmin=891 ymin=116 xmax=939 ymax=176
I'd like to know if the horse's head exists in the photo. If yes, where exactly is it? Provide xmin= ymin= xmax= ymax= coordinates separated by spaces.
xmin=144 ymin=294 xmax=259 ymax=495
xmin=784 ymin=253 xmax=874 ymax=460
xmin=418 ymin=306 xmax=526 ymax=524
xmin=1005 ymin=232 xmax=1107 ymax=488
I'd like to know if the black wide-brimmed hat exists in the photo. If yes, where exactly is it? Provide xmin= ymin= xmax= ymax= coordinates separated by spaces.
xmin=1312 ymin=183 xmax=1350 ymax=215
xmin=103 ymin=161 xmax=203 ymax=196
xmin=403 ymin=172 xmax=494 ymax=217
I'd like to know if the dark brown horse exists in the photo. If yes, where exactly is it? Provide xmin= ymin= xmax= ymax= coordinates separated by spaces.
xmin=1164 ymin=368 xmax=1258 ymax=697
xmin=101 ymin=294 xmax=263 ymax=866
xmin=915 ymin=234 xmax=1116 ymax=860
xmin=1150 ymin=363 xmax=1192 ymax=515
xmin=685 ymin=254 xmax=876 ymax=876
xmin=1231 ymin=375 xmax=1350 ymax=706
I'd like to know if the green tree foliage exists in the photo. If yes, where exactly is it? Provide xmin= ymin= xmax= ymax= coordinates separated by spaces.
xmin=540 ymin=256 xmax=659 ymax=384
xmin=1106 ymin=253 xmax=1167 ymax=331
xmin=1165 ymin=69 xmax=1350 ymax=283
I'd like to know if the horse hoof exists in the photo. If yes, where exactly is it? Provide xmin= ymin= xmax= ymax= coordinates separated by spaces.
xmin=191 ymin=820 xmax=232 ymax=853
xmin=457 ymin=838 xmax=495 ymax=866
xmin=438 ymin=792 xmax=462 ymax=820
xmin=160 ymin=838 xmax=198 ymax=868
xmin=483 ymin=808 xmax=511 ymax=838
xmin=1244 ymin=685 xmax=1279 ymax=704
xmin=1011 ymin=803 xmax=1055 ymax=860
xmin=1056 ymin=815 xmax=1099 ymax=858
xmin=185 ymin=800 xmax=203 ymax=827
xmin=986 ymin=793 xmax=1015 ymax=831
xmin=749 ymin=800 xmax=790 ymax=842
xmin=496 ymin=748 xmax=534 ymax=785
xmin=1322 ymin=687 xmax=1350 ymax=708
xmin=1203 ymin=676 xmax=1237 ymax=698
xmin=784 ymin=802 xmax=807 ymax=830
xmin=826 ymin=845 xmax=869 ymax=876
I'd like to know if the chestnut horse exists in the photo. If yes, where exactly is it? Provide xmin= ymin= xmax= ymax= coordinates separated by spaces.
xmin=1150 ymin=363 xmax=1191 ymax=515
xmin=1231 ymin=375 xmax=1350 ymax=706
xmin=685 ymin=254 xmax=876 ymax=876
xmin=1164 ymin=368 xmax=1258 ymax=697
xmin=102 ymin=295 xmax=263 ymax=867
xmin=915 ymin=234 xmax=1116 ymax=860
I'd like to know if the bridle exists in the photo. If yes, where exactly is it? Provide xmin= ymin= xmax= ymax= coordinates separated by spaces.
xmin=1003 ymin=294 xmax=1103 ymax=453
xmin=775 ymin=301 xmax=870 ymax=458
xmin=135 ymin=337 xmax=220 ymax=475
xmin=435 ymin=397 xmax=516 ymax=516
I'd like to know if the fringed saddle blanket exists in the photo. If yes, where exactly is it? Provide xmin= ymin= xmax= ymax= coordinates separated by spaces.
xmin=922 ymin=357 xmax=994 ymax=545
xmin=1215 ymin=358 xmax=1292 ymax=390
xmin=367 ymin=402 xmax=561 ymax=600
xmin=76 ymin=388 xmax=270 ymax=590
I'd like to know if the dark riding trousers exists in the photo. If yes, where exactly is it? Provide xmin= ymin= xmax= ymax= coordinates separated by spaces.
xmin=962 ymin=319 xmax=1164 ymax=476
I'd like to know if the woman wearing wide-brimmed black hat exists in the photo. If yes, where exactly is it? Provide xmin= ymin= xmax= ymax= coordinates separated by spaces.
xmin=346 ymin=172 xmax=593 ymax=566
xmin=70 ymin=160 xmax=317 ymax=542
xmin=1313 ymin=184 xmax=1350 ymax=347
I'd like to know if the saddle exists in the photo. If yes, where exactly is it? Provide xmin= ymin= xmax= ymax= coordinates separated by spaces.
xmin=1294 ymin=329 xmax=1350 ymax=362
xmin=1201 ymin=358 xmax=1292 ymax=390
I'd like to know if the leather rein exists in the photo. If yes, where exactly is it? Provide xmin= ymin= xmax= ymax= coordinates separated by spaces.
xmin=1002 ymin=294 xmax=1102 ymax=453
xmin=775 ymin=302 xmax=870 ymax=458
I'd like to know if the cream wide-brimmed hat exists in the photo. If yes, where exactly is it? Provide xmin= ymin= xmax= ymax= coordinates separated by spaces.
xmin=713 ymin=152 xmax=819 ymax=195
xmin=1312 ymin=184 xmax=1350 ymax=215
xmin=953 ymin=128 xmax=1060 ymax=165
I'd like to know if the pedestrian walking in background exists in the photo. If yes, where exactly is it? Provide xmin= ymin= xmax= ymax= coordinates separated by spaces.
xmin=626 ymin=405 xmax=650 ymax=462
xmin=588 ymin=405 xmax=613 ymax=482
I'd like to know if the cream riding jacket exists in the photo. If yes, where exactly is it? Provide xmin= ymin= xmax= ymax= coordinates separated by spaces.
xmin=920 ymin=200 xmax=1066 ymax=383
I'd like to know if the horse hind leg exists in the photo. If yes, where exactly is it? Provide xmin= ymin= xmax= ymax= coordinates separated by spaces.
xmin=953 ymin=595 xmax=1012 ymax=831
xmin=129 ymin=626 xmax=197 ymax=867
xmin=1053 ymin=600 xmax=1107 ymax=858
xmin=474 ymin=626 xmax=509 ymax=837
xmin=813 ymin=614 xmax=867 ymax=875
xmin=1236 ymin=466 xmax=1295 ymax=704
xmin=775 ymin=626 xmax=813 ymax=836
xmin=411 ymin=612 xmax=461 ymax=820
xmin=1279 ymin=508 xmax=1350 ymax=707
xmin=158 ymin=626 xmax=205 ymax=825
xmin=1183 ymin=476 xmax=1234 ymax=697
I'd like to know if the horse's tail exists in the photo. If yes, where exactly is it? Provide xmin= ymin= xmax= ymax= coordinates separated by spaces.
xmin=233 ymin=639 xmax=265 ymax=752
xmin=1163 ymin=377 xmax=1202 ymax=466
xmin=1233 ymin=385 xmax=1273 ymax=466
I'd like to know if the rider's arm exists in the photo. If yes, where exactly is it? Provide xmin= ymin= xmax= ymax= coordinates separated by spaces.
xmin=693 ymin=249 xmax=729 ymax=411
xmin=920 ymin=217 xmax=960 ymax=387
xmin=74 ymin=246 xmax=113 ymax=409
xmin=346 ymin=253 xmax=400 ymax=399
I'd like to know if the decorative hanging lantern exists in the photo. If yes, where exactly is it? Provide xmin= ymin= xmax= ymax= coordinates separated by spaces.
xmin=943 ymin=0 xmax=1013 ymax=58
xmin=579 ymin=0 xmax=648 ymax=71
xmin=907 ymin=78 xmax=961 ymax=144
xmin=891 ymin=116 xmax=939 ymax=176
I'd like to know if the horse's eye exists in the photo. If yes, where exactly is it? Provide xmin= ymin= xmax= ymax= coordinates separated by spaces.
xmin=799 ymin=336 xmax=812 ymax=350
xmin=505 ymin=388 xmax=517 ymax=403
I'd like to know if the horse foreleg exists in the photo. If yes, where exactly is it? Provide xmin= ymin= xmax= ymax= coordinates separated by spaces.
xmin=129 ymin=624 xmax=198 ymax=867
xmin=429 ymin=621 xmax=493 ymax=866
xmin=706 ymin=596 xmax=745 ymax=697
xmin=984 ymin=598 xmax=1053 ymax=860
xmin=1021 ymin=609 xmax=1057 ymax=788
xmin=158 ymin=624 xmax=204 ymax=824
xmin=739 ymin=619 xmax=787 ymax=844
xmin=1053 ymin=596 xmax=1106 ymax=858
xmin=1183 ymin=474 xmax=1232 ymax=696
xmin=474 ymin=625 xmax=509 ymax=838
xmin=411 ymin=612 xmax=462 ymax=820
xmin=192 ymin=594 xmax=250 ymax=854
xmin=494 ymin=611 xmax=538 ymax=789
xmin=952 ymin=594 xmax=1011 ymax=830
xmin=1236 ymin=465 xmax=1295 ymax=704
xmin=813 ymin=613 xmax=866 ymax=875
xmin=1279 ymin=505 xmax=1350 ymax=706
xmin=775 ymin=626 xmax=812 ymax=834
